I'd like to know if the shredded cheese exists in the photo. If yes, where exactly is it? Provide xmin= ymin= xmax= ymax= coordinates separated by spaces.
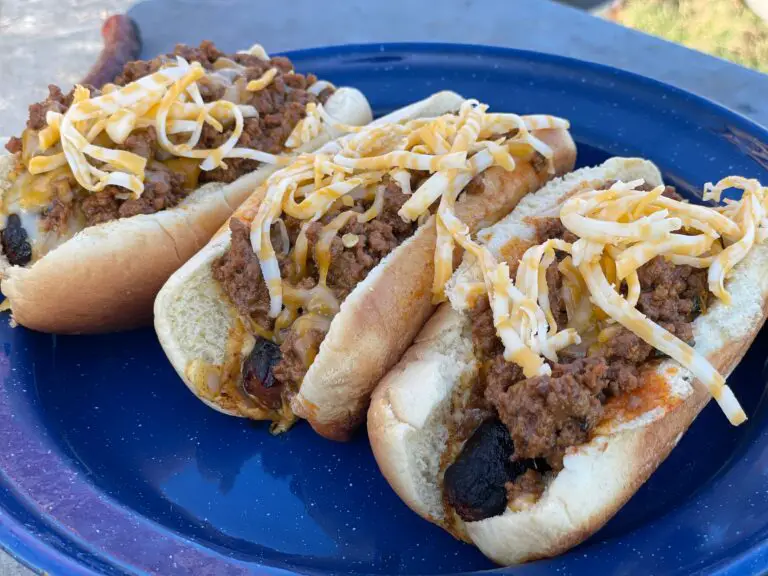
xmin=285 ymin=102 xmax=324 ymax=149
xmin=580 ymin=259 xmax=745 ymax=424
xmin=247 ymin=99 xmax=569 ymax=334
xmin=449 ymin=177 xmax=766 ymax=427
xmin=704 ymin=177 xmax=765 ymax=304
xmin=316 ymin=211 xmax=359 ymax=285
xmin=246 ymin=68 xmax=278 ymax=92
xmin=21 ymin=50 xmax=333 ymax=199
xmin=38 ymin=112 xmax=62 ymax=151
xmin=292 ymin=221 xmax=313 ymax=280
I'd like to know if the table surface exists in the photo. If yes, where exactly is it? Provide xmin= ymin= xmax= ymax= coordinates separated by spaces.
xmin=0 ymin=0 xmax=767 ymax=573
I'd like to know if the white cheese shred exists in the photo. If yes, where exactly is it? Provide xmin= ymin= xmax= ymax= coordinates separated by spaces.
xmin=23 ymin=52 xmax=334 ymax=198
xmin=239 ymin=101 xmax=571 ymax=375
xmin=448 ymin=176 xmax=766 ymax=427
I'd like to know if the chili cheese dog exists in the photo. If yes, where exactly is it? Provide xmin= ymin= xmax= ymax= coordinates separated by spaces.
xmin=154 ymin=96 xmax=577 ymax=439
xmin=0 ymin=41 xmax=372 ymax=333
xmin=368 ymin=157 xmax=768 ymax=564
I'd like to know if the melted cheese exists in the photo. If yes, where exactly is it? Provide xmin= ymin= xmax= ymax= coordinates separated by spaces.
xmin=358 ymin=183 xmax=385 ymax=222
xmin=398 ymin=149 xmax=493 ymax=222
xmin=558 ymin=255 xmax=592 ymax=332
xmin=245 ymin=101 xmax=571 ymax=362
xmin=283 ymin=177 xmax=365 ymax=220
xmin=316 ymin=211 xmax=358 ymax=285
xmin=292 ymin=221 xmax=313 ymax=280
xmin=580 ymin=259 xmax=745 ymax=425
xmin=283 ymin=283 xmax=339 ymax=316
xmin=614 ymin=233 xmax=714 ymax=280
xmin=433 ymin=216 xmax=455 ymax=303
xmin=334 ymin=150 xmax=468 ymax=172
xmin=16 ymin=49 xmax=328 ymax=205
xmin=250 ymin=176 xmax=296 ymax=317
xmin=448 ymin=177 xmax=766 ymax=427
xmin=285 ymin=102 xmax=324 ymax=149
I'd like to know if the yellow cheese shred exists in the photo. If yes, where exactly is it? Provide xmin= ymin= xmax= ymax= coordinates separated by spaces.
xmin=449 ymin=176 xmax=766 ymax=428
xmin=246 ymin=68 xmax=278 ymax=92
xmin=433 ymin=216 xmax=455 ymax=303
xmin=316 ymin=211 xmax=359 ymax=285
xmin=243 ymin=101 xmax=571 ymax=352
xmin=580 ymin=259 xmax=745 ymax=425
xmin=22 ymin=53 xmax=326 ymax=200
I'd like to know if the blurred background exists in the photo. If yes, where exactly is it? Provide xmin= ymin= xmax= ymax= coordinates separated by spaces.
xmin=599 ymin=0 xmax=768 ymax=73
xmin=1 ymin=0 xmax=767 ymax=137
xmin=557 ymin=0 xmax=768 ymax=73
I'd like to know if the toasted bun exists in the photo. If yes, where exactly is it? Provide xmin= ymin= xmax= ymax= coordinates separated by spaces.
xmin=154 ymin=92 xmax=576 ymax=437
xmin=0 ymin=87 xmax=372 ymax=334
xmin=367 ymin=157 xmax=768 ymax=564
xmin=154 ymin=91 xmax=470 ymax=418
xmin=292 ymin=128 xmax=576 ymax=440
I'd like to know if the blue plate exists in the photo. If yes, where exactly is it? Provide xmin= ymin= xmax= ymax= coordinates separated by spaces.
xmin=2 ymin=43 xmax=768 ymax=576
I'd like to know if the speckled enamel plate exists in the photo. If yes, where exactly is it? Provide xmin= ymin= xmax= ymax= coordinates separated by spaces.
xmin=2 ymin=44 xmax=768 ymax=575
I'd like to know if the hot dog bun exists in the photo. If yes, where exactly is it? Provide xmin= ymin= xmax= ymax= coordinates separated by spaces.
xmin=292 ymin=128 xmax=576 ymax=440
xmin=154 ymin=91 xmax=469 ymax=419
xmin=1 ymin=87 xmax=372 ymax=333
xmin=367 ymin=157 xmax=768 ymax=564
xmin=153 ymin=92 xmax=577 ymax=440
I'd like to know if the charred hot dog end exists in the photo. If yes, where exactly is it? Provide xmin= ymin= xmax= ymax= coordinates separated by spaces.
xmin=442 ymin=185 xmax=713 ymax=521
xmin=444 ymin=419 xmax=523 ymax=521
xmin=242 ymin=337 xmax=283 ymax=409
xmin=1 ymin=215 xmax=32 ymax=266
xmin=213 ymin=181 xmax=420 ymax=428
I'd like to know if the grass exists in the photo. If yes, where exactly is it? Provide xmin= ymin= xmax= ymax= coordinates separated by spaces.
xmin=605 ymin=0 xmax=768 ymax=73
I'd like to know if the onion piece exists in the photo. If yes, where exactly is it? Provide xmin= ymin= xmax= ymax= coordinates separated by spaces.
xmin=308 ymin=80 xmax=335 ymax=96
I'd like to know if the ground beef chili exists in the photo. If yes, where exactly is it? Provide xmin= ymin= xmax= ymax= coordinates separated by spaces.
xmin=212 ymin=177 xmax=419 ymax=409
xmin=444 ymin=184 xmax=711 ymax=522
xmin=211 ymin=218 xmax=272 ymax=327
xmin=3 ymin=41 xmax=333 ymax=254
